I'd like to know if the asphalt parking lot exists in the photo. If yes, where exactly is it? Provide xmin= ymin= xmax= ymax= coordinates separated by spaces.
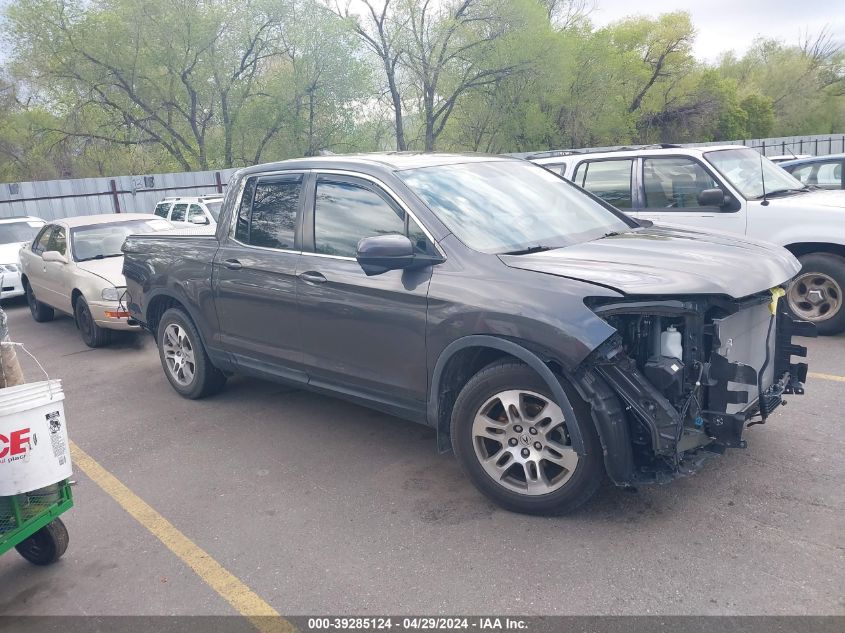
xmin=0 ymin=296 xmax=843 ymax=617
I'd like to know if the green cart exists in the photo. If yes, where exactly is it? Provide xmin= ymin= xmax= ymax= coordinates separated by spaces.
xmin=0 ymin=481 xmax=72 ymax=565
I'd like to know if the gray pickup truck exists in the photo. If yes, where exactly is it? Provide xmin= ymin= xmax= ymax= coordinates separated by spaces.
xmin=122 ymin=153 xmax=812 ymax=515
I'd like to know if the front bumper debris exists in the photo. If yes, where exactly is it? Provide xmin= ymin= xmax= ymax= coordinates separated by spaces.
xmin=583 ymin=289 xmax=815 ymax=485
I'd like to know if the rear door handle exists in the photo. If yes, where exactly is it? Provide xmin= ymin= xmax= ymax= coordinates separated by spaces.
xmin=299 ymin=271 xmax=327 ymax=284
xmin=223 ymin=259 xmax=242 ymax=270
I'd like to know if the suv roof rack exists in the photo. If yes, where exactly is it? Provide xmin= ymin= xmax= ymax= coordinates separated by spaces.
xmin=613 ymin=143 xmax=683 ymax=151
xmin=526 ymin=143 xmax=684 ymax=160
xmin=160 ymin=195 xmax=223 ymax=202
xmin=524 ymin=149 xmax=580 ymax=160
xmin=576 ymin=143 xmax=684 ymax=154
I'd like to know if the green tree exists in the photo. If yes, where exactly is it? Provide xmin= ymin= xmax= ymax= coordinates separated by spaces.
xmin=739 ymin=94 xmax=775 ymax=138
xmin=718 ymin=32 xmax=845 ymax=136
xmin=5 ymin=0 xmax=370 ymax=170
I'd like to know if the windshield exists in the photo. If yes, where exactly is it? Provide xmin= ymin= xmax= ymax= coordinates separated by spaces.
xmin=206 ymin=201 xmax=223 ymax=221
xmin=398 ymin=160 xmax=632 ymax=254
xmin=0 ymin=221 xmax=43 ymax=245
xmin=71 ymin=218 xmax=172 ymax=262
xmin=705 ymin=148 xmax=806 ymax=199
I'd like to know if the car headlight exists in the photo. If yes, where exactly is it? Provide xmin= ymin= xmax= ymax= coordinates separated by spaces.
xmin=0 ymin=264 xmax=19 ymax=273
xmin=101 ymin=287 xmax=126 ymax=301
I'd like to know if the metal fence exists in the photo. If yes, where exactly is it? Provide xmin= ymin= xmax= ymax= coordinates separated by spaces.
xmin=2 ymin=133 xmax=843 ymax=220
xmin=690 ymin=133 xmax=845 ymax=157
xmin=0 ymin=168 xmax=239 ymax=220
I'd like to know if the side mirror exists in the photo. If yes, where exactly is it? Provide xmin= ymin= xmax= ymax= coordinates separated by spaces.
xmin=190 ymin=215 xmax=209 ymax=225
xmin=698 ymin=188 xmax=727 ymax=207
xmin=356 ymin=234 xmax=416 ymax=276
xmin=42 ymin=250 xmax=68 ymax=264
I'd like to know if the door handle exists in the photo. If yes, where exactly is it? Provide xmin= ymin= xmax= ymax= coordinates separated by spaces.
xmin=299 ymin=271 xmax=327 ymax=284
xmin=223 ymin=259 xmax=243 ymax=270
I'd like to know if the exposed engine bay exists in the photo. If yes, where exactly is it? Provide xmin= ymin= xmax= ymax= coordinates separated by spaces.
xmin=583 ymin=288 xmax=815 ymax=484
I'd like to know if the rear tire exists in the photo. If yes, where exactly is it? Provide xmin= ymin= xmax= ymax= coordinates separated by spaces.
xmin=15 ymin=518 xmax=69 ymax=565
xmin=25 ymin=281 xmax=54 ymax=323
xmin=75 ymin=297 xmax=111 ymax=348
xmin=451 ymin=360 xmax=603 ymax=515
xmin=157 ymin=307 xmax=226 ymax=399
xmin=786 ymin=253 xmax=845 ymax=336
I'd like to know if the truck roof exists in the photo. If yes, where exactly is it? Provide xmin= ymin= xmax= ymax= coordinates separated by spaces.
xmin=239 ymin=152 xmax=513 ymax=176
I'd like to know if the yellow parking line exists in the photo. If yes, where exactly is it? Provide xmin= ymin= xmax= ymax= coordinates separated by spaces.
xmin=70 ymin=442 xmax=296 ymax=633
xmin=808 ymin=372 xmax=845 ymax=383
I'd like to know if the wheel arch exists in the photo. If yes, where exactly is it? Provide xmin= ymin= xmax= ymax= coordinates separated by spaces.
xmin=429 ymin=336 xmax=587 ymax=456
xmin=784 ymin=242 xmax=845 ymax=260
xmin=70 ymin=289 xmax=84 ymax=323
xmin=145 ymin=292 xmax=197 ymax=338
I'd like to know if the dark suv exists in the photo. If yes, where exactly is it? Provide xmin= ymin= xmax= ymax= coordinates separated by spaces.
xmin=122 ymin=154 xmax=812 ymax=515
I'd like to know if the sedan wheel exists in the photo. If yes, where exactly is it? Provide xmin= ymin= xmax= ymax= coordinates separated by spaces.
xmin=75 ymin=297 xmax=110 ymax=348
xmin=25 ymin=282 xmax=54 ymax=323
xmin=162 ymin=323 xmax=197 ymax=386
xmin=472 ymin=389 xmax=579 ymax=495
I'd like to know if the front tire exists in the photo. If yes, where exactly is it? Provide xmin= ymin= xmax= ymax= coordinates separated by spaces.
xmin=75 ymin=297 xmax=111 ymax=348
xmin=786 ymin=253 xmax=845 ymax=336
xmin=25 ymin=281 xmax=54 ymax=323
xmin=157 ymin=307 xmax=226 ymax=399
xmin=451 ymin=360 xmax=603 ymax=515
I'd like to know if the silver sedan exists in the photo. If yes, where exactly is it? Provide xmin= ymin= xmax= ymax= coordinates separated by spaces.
xmin=19 ymin=213 xmax=173 ymax=347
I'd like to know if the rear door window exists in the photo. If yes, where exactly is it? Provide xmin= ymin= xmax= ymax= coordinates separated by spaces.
xmin=186 ymin=204 xmax=207 ymax=224
xmin=787 ymin=164 xmax=814 ymax=183
xmin=248 ymin=177 xmax=302 ymax=249
xmin=170 ymin=203 xmax=188 ymax=222
xmin=815 ymin=162 xmax=843 ymax=188
xmin=574 ymin=160 xmax=634 ymax=209
xmin=235 ymin=175 xmax=302 ymax=250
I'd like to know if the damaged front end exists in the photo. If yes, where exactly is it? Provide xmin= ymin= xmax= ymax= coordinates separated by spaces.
xmin=581 ymin=288 xmax=815 ymax=485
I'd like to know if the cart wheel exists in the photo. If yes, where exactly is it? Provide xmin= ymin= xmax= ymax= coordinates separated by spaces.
xmin=15 ymin=518 xmax=69 ymax=565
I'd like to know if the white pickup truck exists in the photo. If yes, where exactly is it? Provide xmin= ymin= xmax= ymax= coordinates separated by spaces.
xmin=530 ymin=145 xmax=845 ymax=334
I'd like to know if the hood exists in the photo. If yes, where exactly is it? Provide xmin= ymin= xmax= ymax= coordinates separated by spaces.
xmin=0 ymin=242 xmax=26 ymax=265
xmin=76 ymin=256 xmax=127 ymax=287
xmin=499 ymin=225 xmax=800 ymax=299
xmin=790 ymin=188 xmax=845 ymax=208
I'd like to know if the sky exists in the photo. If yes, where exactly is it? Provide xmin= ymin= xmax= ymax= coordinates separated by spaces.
xmin=587 ymin=0 xmax=845 ymax=61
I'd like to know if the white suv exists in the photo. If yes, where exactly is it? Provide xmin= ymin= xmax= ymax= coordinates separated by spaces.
xmin=0 ymin=215 xmax=45 ymax=300
xmin=152 ymin=196 xmax=223 ymax=230
xmin=529 ymin=145 xmax=845 ymax=334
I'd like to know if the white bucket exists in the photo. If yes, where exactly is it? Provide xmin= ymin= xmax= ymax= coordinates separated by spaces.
xmin=0 ymin=380 xmax=71 ymax=496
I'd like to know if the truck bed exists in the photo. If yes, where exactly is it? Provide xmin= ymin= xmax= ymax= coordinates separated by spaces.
xmin=122 ymin=231 xmax=221 ymax=335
